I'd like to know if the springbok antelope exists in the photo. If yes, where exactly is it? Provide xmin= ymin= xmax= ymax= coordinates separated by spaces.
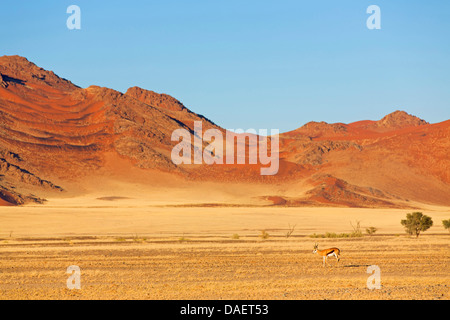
xmin=312 ymin=243 xmax=340 ymax=267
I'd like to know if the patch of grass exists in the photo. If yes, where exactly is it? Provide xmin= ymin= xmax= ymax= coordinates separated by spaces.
xmin=114 ymin=237 xmax=126 ymax=242
xmin=232 ymin=234 xmax=240 ymax=240
xmin=310 ymin=220 xmax=365 ymax=238
xmin=310 ymin=231 xmax=363 ymax=238
xmin=132 ymin=233 xmax=147 ymax=243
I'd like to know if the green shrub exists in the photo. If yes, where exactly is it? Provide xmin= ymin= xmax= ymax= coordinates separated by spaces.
xmin=442 ymin=219 xmax=450 ymax=233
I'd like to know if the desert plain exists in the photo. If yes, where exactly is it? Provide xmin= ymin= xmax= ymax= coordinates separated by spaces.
xmin=0 ymin=196 xmax=448 ymax=300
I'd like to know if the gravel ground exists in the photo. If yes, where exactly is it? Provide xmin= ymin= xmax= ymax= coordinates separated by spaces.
xmin=0 ymin=235 xmax=448 ymax=300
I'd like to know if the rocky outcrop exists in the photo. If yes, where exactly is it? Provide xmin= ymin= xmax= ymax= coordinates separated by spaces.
xmin=0 ymin=185 xmax=46 ymax=205
xmin=376 ymin=110 xmax=428 ymax=129
xmin=126 ymin=86 xmax=187 ymax=112
xmin=292 ymin=140 xmax=362 ymax=165
xmin=0 ymin=55 xmax=77 ymax=91
xmin=0 ymin=158 xmax=63 ymax=191
xmin=303 ymin=175 xmax=404 ymax=208
xmin=0 ymin=73 xmax=7 ymax=88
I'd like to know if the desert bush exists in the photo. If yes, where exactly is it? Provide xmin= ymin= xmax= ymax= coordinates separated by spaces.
xmin=365 ymin=227 xmax=377 ymax=235
xmin=442 ymin=219 xmax=450 ymax=233
xmin=401 ymin=212 xmax=433 ymax=238
xmin=232 ymin=234 xmax=240 ymax=240
xmin=260 ymin=230 xmax=269 ymax=239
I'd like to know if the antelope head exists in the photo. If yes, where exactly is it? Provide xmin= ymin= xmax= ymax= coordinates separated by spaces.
xmin=313 ymin=243 xmax=319 ymax=254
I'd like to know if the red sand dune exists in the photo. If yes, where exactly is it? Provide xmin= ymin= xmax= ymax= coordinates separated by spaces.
xmin=0 ymin=55 xmax=449 ymax=208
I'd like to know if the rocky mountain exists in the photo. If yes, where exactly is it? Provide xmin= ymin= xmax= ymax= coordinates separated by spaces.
xmin=1 ymin=55 xmax=449 ymax=208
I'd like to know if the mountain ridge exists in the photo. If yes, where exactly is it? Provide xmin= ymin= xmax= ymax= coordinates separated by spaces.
xmin=1 ymin=55 xmax=449 ymax=208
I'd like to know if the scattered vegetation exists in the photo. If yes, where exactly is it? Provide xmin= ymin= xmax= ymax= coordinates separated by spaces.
xmin=310 ymin=220 xmax=365 ymax=238
xmin=114 ymin=237 xmax=126 ymax=242
xmin=401 ymin=212 xmax=433 ymax=238
xmin=442 ymin=219 xmax=450 ymax=233
xmin=232 ymin=234 xmax=240 ymax=240
xmin=310 ymin=232 xmax=361 ymax=238
xmin=285 ymin=224 xmax=296 ymax=238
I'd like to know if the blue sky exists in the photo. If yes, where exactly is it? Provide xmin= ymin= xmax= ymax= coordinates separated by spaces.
xmin=1 ymin=1 xmax=449 ymax=132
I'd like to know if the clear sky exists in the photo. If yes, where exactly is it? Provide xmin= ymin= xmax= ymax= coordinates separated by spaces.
xmin=1 ymin=0 xmax=449 ymax=132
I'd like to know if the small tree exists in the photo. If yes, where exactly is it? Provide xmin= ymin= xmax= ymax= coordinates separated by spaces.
xmin=442 ymin=219 xmax=450 ymax=233
xmin=401 ymin=212 xmax=433 ymax=238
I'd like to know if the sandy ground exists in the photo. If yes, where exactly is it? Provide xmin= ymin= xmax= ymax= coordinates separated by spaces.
xmin=0 ymin=198 xmax=449 ymax=300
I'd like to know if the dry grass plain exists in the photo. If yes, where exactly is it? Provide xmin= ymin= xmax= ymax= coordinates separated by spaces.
xmin=0 ymin=199 xmax=449 ymax=300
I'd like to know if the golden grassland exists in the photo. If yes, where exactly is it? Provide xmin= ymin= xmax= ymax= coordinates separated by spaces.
xmin=0 ymin=200 xmax=449 ymax=300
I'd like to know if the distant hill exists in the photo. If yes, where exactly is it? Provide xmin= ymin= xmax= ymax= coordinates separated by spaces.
xmin=1 ymin=55 xmax=449 ymax=208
